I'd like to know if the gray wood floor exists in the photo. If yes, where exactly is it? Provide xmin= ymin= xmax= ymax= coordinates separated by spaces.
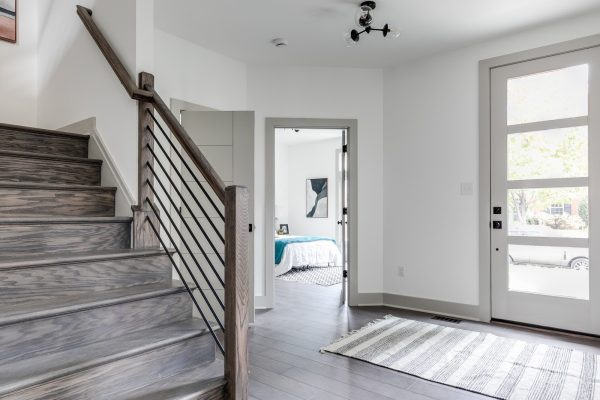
xmin=248 ymin=280 xmax=600 ymax=400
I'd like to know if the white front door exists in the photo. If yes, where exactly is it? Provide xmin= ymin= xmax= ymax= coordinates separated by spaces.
xmin=490 ymin=47 xmax=600 ymax=334
xmin=181 ymin=111 xmax=255 ymax=321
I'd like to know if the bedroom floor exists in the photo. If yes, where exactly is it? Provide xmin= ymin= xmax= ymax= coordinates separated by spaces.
xmin=248 ymin=280 xmax=600 ymax=400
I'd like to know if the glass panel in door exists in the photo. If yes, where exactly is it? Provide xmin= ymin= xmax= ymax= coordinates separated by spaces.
xmin=491 ymin=47 xmax=599 ymax=334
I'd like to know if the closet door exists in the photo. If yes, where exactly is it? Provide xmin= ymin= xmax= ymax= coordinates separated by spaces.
xmin=181 ymin=111 xmax=255 ymax=321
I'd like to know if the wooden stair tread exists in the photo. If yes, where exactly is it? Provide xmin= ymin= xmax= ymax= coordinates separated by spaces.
xmin=0 ymin=248 xmax=166 ymax=270
xmin=0 ymin=122 xmax=90 ymax=141
xmin=0 ymin=149 xmax=102 ymax=164
xmin=120 ymin=363 xmax=225 ymax=400
xmin=0 ymin=282 xmax=188 ymax=326
xmin=0 ymin=216 xmax=132 ymax=225
xmin=0 ymin=319 xmax=211 ymax=397
xmin=0 ymin=181 xmax=117 ymax=192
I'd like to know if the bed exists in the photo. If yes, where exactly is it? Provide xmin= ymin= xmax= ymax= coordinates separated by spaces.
xmin=274 ymin=235 xmax=343 ymax=276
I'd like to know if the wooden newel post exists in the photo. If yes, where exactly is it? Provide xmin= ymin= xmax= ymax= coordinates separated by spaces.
xmin=224 ymin=185 xmax=250 ymax=400
xmin=133 ymin=71 xmax=160 ymax=248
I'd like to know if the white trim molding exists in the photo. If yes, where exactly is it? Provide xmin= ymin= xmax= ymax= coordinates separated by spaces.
xmin=479 ymin=33 xmax=600 ymax=323
xmin=265 ymin=118 xmax=359 ymax=308
xmin=382 ymin=293 xmax=482 ymax=322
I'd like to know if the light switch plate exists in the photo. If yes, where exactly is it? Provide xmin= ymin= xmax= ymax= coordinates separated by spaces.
xmin=460 ymin=182 xmax=474 ymax=196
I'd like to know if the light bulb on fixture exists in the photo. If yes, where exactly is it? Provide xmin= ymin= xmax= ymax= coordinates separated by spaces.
xmin=354 ymin=1 xmax=375 ymax=27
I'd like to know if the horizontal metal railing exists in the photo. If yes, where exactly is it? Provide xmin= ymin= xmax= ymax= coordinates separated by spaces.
xmin=143 ymin=113 xmax=227 ymax=354
xmin=78 ymin=5 xmax=250 ymax=397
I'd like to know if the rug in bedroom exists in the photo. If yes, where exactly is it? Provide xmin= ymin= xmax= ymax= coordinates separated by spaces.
xmin=321 ymin=315 xmax=599 ymax=400
xmin=276 ymin=266 xmax=343 ymax=286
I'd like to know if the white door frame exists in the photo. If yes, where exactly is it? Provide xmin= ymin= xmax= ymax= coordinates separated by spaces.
xmin=264 ymin=118 xmax=359 ymax=308
xmin=479 ymin=34 xmax=600 ymax=324
xmin=335 ymin=148 xmax=344 ymax=254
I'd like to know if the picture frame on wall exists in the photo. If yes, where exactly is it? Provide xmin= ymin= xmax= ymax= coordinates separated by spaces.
xmin=0 ymin=0 xmax=16 ymax=43
xmin=279 ymin=224 xmax=289 ymax=235
xmin=306 ymin=178 xmax=328 ymax=218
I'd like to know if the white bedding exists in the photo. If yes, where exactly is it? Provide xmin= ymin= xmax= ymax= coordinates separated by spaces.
xmin=275 ymin=236 xmax=343 ymax=276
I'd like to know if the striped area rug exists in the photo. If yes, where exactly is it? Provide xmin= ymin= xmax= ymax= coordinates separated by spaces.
xmin=321 ymin=315 xmax=600 ymax=399
xmin=277 ymin=266 xmax=343 ymax=286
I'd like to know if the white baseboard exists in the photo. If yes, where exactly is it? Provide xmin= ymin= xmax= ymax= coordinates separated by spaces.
xmin=254 ymin=295 xmax=270 ymax=309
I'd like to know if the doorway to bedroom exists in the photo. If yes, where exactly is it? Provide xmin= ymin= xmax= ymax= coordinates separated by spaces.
xmin=275 ymin=128 xmax=346 ymax=296
xmin=265 ymin=118 xmax=357 ymax=309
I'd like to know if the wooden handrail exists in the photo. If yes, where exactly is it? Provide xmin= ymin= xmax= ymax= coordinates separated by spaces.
xmin=76 ymin=5 xmax=226 ymax=203
xmin=76 ymin=6 xmax=152 ymax=102
xmin=77 ymin=6 xmax=249 ymax=399
xmin=149 ymin=88 xmax=227 ymax=203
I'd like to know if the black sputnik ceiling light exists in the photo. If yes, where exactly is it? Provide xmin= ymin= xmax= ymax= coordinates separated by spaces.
xmin=346 ymin=1 xmax=399 ymax=45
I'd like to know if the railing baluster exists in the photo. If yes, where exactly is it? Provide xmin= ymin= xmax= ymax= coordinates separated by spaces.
xmin=148 ymin=133 xmax=225 ymax=243
xmin=77 ymin=7 xmax=249 ymax=398
xmin=145 ymin=184 xmax=226 ymax=317
xmin=145 ymin=168 xmax=225 ymax=287
xmin=148 ymin=113 xmax=225 ymax=221
xmin=147 ymin=125 xmax=225 ymax=241
xmin=150 ymin=152 xmax=225 ymax=268
xmin=145 ymin=217 xmax=225 ymax=354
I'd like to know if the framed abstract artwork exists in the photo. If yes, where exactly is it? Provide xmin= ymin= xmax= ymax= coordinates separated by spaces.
xmin=0 ymin=0 xmax=16 ymax=43
xmin=306 ymin=178 xmax=328 ymax=218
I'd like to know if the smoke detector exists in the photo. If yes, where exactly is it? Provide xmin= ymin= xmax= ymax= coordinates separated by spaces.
xmin=271 ymin=38 xmax=289 ymax=47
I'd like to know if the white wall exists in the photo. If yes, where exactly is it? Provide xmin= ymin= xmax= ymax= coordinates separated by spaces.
xmin=383 ymin=11 xmax=600 ymax=306
xmin=0 ymin=0 xmax=37 ymax=126
xmin=249 ymin=66 xmax=384 ymax=296
xmin=285 ymin=138 xmax=341 ymax=238
xmin=37 ymin=0 xmax=153 ymax=204
xmin=153 ymin=29 xmax=247 ymax=111
xmin=274 ymin=140 xmax=289 ymax=230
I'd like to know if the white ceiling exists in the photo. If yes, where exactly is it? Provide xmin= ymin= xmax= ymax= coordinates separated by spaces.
xmin=155 ymin=0 xmax=600 ymax=68
xmin=275 ymin=128 xmax=343 ymax=146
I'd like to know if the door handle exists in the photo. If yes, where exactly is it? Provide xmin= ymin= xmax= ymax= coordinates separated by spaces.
xmin=492 ymin=221 xmax=502 ymax=229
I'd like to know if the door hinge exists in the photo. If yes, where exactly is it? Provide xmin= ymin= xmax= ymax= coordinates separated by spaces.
xmin=249 ymin=223 xmax=253 ymax=232
xmin=342 ymin=144 xmax=348 ymax=153
xmin=343 ymin=270 xmax=348 ymax=278
xmin=343 ymin=207 xmax=348 ymax=215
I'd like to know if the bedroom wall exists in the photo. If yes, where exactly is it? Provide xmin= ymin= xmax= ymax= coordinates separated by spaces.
xmin=382 ymin=11 xmax=600 ymax=308
xmin=286 ymin=138 xmax=341 ymax=239
xmin=248 ymin=66 xmax=384 ymax=296
xmin=274 ymin=140 xmax=290 ymax=231
xmin=0 ymin=0 xmax=38 ymax=126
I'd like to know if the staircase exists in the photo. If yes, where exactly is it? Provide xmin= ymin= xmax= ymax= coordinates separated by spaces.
xmin=0 ymin=123 xmax=226 ymax=399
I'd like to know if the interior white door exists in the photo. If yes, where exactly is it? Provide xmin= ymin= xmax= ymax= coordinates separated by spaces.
xmin=180 ymin=111 xmax=255 ymax=321
xmin=490 ymin=47 xmax=600 ymax=334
